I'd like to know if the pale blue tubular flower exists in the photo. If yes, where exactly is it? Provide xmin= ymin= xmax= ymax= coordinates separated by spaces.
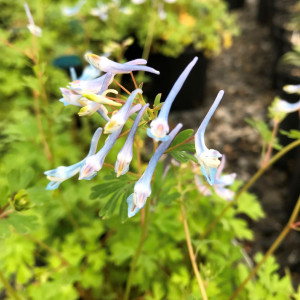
xmin=69 ymin=59 xmax=146 ymax=93
xmin=24 ymin=3 xmax=42 ymax=37
xmin=273 ymin=98 xmax=300 ymax=114
xmin=44 ymin=128 xmax=102 ymax=190
xmin=147 ymin=57 xmax=198 ymax=141
xmin=69 ymin=74 xmax=111 ymax=94
xmin=158 ymin=3 xmax=167 ymax=20
xmin=90 ymin=2 xmax=109 ymax=21
xmin=115 ymin=104 xmax=149 ymax=177
xmin=195 ymin=90 xmax=224 ymax=185
xmin=104 ymin=88 xmax=143 ymax=134
xmin=131 ymin=0 xmax=146 ymax=4
xmin=84 ymin=54 xmax=160 ymax=75
xmin=62 ymin=0 xmax=86 ymax=16
xmin=79 ymin=105 xmax=142 ymax=180
xmin=59 ymin=88 xmax=82 ymax=106
xmin=127 ymin=123 xmax=183 ymax=218
xmin=283 ymin=84 xmax=300 ymax=95
xmin=212 ymin=155 xmax=236 ymax=200
xmin=79 ymin=65 xmax=101 ymax=81
xmin=194 ymin=155 xmax=236 ymax=201
xmin=78 ymin=73 xmax=116 ymax=118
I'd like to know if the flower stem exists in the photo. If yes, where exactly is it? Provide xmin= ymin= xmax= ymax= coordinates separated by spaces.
xmin=200 ymin=139 xmax=300 ymax=240
xmin=32 ymin=90 xmax=53 ymax=162
xmin=229 ymin=196 xmax=300 ymax=300
xmin=261 ymin=120 xmax=279 ymax=168
xmin=0 ymin=270 xmax=23 ymax=300
xmin=123 ymin=200 xmax=151 ymax=300
xmin=180 ymin=202 xmax=208 ymax=300
xmin=142 ymin=0 xmax=158 ymax=62
xmin=113 ymin=79 xmax=131 ymax=95
xmin=165 ymin=136 xmax=195 ymax=153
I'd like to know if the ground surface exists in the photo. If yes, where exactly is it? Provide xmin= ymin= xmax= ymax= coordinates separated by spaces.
xmin=170 ymin=0 xmax=300 ymax=286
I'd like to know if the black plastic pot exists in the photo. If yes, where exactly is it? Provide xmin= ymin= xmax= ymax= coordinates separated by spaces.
xmin=257 ymin=0 xmax=274 ymax=25
xmin=224 ymin=0 xmax=245 ymax=10
xmin=125 ymin=45 xmax=208 ymax=111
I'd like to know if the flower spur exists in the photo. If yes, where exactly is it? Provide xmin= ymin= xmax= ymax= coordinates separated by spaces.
xmin=69 ymin=58 xmax=150 ymax=94
xmin=24 ymin=3 xmax=42 ymax=37
xmin=115 ymin=104 xmax=149 ymax=177
xmin=44 ymin=127 xmax=103 ymax=190
xmin=127 ymin=123 xmax=183 ymax=217
xmin=147 ymin=56 xmax=198 ymax=141
xmin=195 ymin=90 xmax=224 ymax=185
xmin=85 ymin=54 xmax=160 ymax=75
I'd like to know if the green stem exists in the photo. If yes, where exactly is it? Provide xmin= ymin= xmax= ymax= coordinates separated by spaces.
xmin=200 ymin=139 xmax=300 ymax=240
xmin=180 ymin=202 xmax=208 ymax=300
xmin=141 ymin=0 xmax=158 ymax=62
xmin=229 ymin=196 xmax=300 ymax=300
xmin=0 ymin=270 xmax=23 ymax=300
xmin=165 ymin=136 xmax=195 ymax=153
xmin=261 ymin=120 xmax=279 ymax=168
xmin=123 ymin=201 xmax=151 ymax=300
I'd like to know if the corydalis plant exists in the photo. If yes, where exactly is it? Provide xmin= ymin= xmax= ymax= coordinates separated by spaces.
xmin=45 ymin=55 xmax=224 ymax=217
xmin=195 ymin=90 xmax=224 ymax=185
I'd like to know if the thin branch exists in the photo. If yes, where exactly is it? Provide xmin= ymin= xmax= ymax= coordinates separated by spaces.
xmin=229 ymin=196 xmax=300 ymax=300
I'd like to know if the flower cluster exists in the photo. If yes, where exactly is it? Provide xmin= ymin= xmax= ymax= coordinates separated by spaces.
xmin=45 ymin=54 xmax=226 ymax=217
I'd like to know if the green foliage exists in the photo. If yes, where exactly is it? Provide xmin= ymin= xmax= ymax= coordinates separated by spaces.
xmin=245 ymin=118 xmax=282 ymax=150
xmin=280 ymin=129 xmax=300 ymax=140
xmin=0 ymin=1 xmax=298 ymax=299
xmin=169 ymin=129 xmax=197 ymax=163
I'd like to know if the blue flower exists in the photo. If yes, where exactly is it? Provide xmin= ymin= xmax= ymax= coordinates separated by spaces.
xmin=59 ymin=88 xmax=82 ymax=107
xmin=79 ymin=105 xmax=142 ymax=180
xmin=24 ymin=3 xmax=42 ymax=37
xmin=283 ymin=84 xmax=300 ymax=95
xmin=44 ymin=128 xmax=103 ymax=190
xmin=104 ymin=88 xmax=143 ymax=134
xmin=273 ymin=98 xmax=300 ymax=114
xmin=69 ymin=74 xmax=112 ymax=94
xmin=195 ymin=90 xmax=224 ymax=185
xmin=84 ymin=54 xmax=160 ymax=75
xmin=147 ymin=57 xmax=198 ymax=141
xmin=90 ymin=2 xmax=109 ymax=21
xmin=194 ymin=155 xmax=236 ymax=201
xmin=62 ymin=0 xmax=86 ymax=16
xmin=115 ymin=104 xmax=149 ymax=177
xmin=78 ymin=64 xmax=101 ymax=81
xmin=127 ymin=123 xmax=183 ymax=217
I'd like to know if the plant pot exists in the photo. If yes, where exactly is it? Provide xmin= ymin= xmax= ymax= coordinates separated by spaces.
xmin=125 ymin=45 xmax=208 ymax=111
xmin=224 ymin=0 xmax=245 ymax=10
xmin=257 ymin=0 xmax=274 ymax=25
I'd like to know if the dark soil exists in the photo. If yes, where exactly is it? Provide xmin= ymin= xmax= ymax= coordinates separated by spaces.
xmin=169 ymin=0 xmax=300 ymax=287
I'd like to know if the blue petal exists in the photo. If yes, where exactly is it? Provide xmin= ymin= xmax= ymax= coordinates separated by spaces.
xmin=59 ymin=98 xmax=70 ymax=106
xmin=127 ymin=194 xmax=141 ymax=218
xmin=146 ymin=128 xmax=169 ymax=142
xmin=46 ymin=181 xmax=61 ymax=190
xmin=201 ymin=165 xmax=217 ymax=186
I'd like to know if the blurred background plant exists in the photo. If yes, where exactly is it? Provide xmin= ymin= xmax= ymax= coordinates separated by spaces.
xmin=0 ymin=0 xmax=299 ymax=299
